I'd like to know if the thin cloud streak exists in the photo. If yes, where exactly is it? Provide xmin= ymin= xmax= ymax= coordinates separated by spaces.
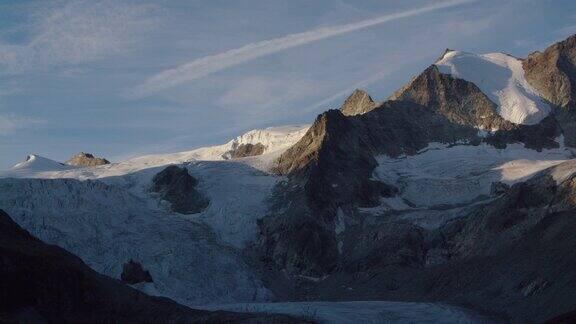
xmin=0 ymin=114 xmax=44 ymax=135
xmin=131 ymin=0 xmax=475 ymax=98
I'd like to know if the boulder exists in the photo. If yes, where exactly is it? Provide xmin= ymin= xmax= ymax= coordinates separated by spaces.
xmin=121 ymin=260 xmax=153 ymax=284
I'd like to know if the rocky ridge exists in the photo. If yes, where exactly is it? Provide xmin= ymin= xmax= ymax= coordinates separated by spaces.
xmin=66 ymin=152 xmax=110 ymax=167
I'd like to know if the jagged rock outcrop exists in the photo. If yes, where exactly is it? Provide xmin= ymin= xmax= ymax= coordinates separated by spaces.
xmin=151 ymin=165 xmax=209 ymax=214
xmin=66 ymin=152 xmax=110 ymax=167
xmin=121 ymin=260 xmax=153 ymax=284
xmin=229 ymin=143 xmax=266 ymax=158
xmin=523 ymin=34 xmax=576 ymax=108
xmin=339 ymin=89 xmax=379 ymax=116
xmin=524 ymin=34 xmax=576 ymax=146
xmin=0 ymin=209 xmax=307 ymax=323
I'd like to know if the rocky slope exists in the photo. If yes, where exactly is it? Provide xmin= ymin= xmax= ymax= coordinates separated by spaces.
xmin=297 ymin=159 xmax=576 ymax=323
xmin=249 ymin=34 xmax=576 ymax=323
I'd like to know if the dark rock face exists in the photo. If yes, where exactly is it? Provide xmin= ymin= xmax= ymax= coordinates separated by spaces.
xmin=151 ymin=165 xmax=209 ymax=214
xmin=342 ymin=221 xmax=426 ymax=273
xmin=276 ymin=109 xmax=380 ymax=220
xmin=356 ymin=180 xmax=398 ymax=207
xmin=229 ymin=143 xmax=266 ymax=158
xmin=339 ymin=89 xmax=378 ymax=116
xmin=121 ymin=260 xmax=153 ymax=284
xmin=490 ymin=181 xmax=510 ymax=196
xmin=66 ymin=152 xmax=110 ymax=167
xmin=0 ymin=209 xmax=310 ymax=323
xmin=257 ymin=181 xmax=339 ymax=275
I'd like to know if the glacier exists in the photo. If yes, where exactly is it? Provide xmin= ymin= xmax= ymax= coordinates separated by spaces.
xmin=0 ymin=125 xmax=310 ymax=306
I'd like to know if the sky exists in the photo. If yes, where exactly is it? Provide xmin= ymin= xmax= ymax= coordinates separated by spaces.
xmin=0 ymin=0 xmax=575 ymax=168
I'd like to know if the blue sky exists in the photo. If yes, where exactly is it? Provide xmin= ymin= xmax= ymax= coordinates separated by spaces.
xmin=0 ymin=0 xmax=575 ymax=168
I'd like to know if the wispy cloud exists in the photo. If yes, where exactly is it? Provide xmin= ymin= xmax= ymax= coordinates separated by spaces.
xmin=0 ymin=0 xmax=157 ymax=74
xmin=216 ymin=76 xmax=317 ymax=116
xmin=130 ymin=0 xmax=475 ymax=98
xmin=0 ymin=114 xmax=44 ymax=135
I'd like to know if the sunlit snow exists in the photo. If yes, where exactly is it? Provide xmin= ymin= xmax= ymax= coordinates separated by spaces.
xmin=435 ymin=50 xmax=550 ymax=125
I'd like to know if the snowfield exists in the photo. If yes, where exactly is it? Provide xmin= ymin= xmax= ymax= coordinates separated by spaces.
xmin=435 ymin=50 xmax=550 ymax=125
xmin=370 ymin=140 xmax=573 ymax=229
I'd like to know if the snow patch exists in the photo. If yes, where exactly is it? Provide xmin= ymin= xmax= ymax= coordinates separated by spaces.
xmin=436 ymin=50 xmax=550 ymax=125
xmin=375 ymin=141 xmax=571 ymax=208
xmin=368 ymin=141 xmax=573 ymax=229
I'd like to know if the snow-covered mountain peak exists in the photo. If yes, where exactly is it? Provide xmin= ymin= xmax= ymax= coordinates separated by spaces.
xmin=11 ymin=154 xmax=73 ymax=172
xmin=226 ymin=125 xmax=310 ymax=153
xmin=435 ymin=50 xmax=550 ymax=125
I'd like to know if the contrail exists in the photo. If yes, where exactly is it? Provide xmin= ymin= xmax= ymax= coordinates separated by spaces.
xmin=131 ymin=0 xmax=474 ymax=98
